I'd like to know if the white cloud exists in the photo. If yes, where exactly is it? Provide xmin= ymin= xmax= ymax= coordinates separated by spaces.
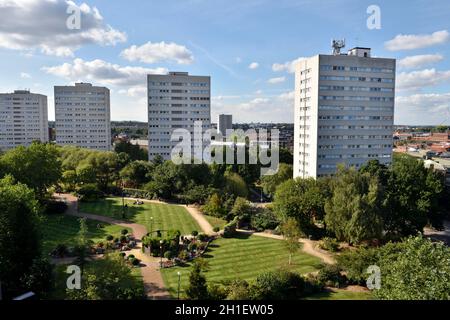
xmin=0 ymin=0 xmax=126 ymax=57
xmin=397 ymin=68 xmax=450 ymax=90
xmin=272 ymin=57 xmax=306 ymax=73
xmin=396 ymin=93 xmax=450 ymax=125
xmin=385 ymin=30 xmax=449 ymax=51
xmin=120 ymin=41 xmax=194 ymax=65
xmin=398 ymin=54 xmax=444 ymax=69
xmin=211 ymin=91 xmax=294 ymax=123
xmin=248 ymin=62 xmax=259 ymax=69
xmin=267 ymin=76 xmax=286 ymax=84
xmin=20 ymin=72 xmax=31 ymax=79
xmin=43 ymin=58 xmax=168 ymax=87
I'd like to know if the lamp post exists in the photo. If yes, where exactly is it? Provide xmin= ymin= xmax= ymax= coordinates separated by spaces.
xmin=177 ymin=272 xmax=181 ymax=300
xmin=159 ymin=240 xmax=164 ymax=268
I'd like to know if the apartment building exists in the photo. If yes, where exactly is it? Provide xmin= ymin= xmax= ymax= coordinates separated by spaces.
xmin=54 ymin=83 xmax=111 ymax=151
xmin=147 ymin=72 xmax=211 ymax=160
xmin=0 ymin=90 xmax=48 ymax=151
xmin=218 ymin=114 xmax=233 ymax=137
xmin=294 ymin=47 xmax=396 ymax=178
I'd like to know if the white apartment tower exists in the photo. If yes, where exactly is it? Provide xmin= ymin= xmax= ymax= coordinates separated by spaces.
xmin=55 ymin=83 xmax=111 ymax=151
xmin=0 ymin=90 xmax=48 ymax=151
xmin=294 ymin=47 xmax=396 ymax=178
xmin=147 ymin=72 xmax=211 ymax=160
xmin=218 ymin=114 xmax=233 ymax=137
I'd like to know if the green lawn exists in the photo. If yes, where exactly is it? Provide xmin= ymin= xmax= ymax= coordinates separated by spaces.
xmin=79 ymin=197 xmax=201 ymax=236
xmin=41 ymin=214 xmax=129 ymax=256
xmin=161 ymin=234 xmax=322 ymax=298
xmin=204 ymin=215 xmax=227 ymax=230
xmin=303 ymin=289 xmax=372 ymax=300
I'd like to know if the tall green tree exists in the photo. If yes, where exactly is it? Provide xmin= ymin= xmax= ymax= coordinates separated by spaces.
xmin=0 ymin=142 xmax=61 ymax=201
xmin=186 ymin=261 xmax=209 ymax=300
xmin=324 ymin=166 xmax=383 ymax=244
xmin=261 ymin=163 xmax=293 ymax=197
xmin=0 ymin=176 xmax=41 ymax=298
xmin=280 ymin=218 xmax=301 ymax=265
xmin=114 ymin=140 xmax=148 ymax=161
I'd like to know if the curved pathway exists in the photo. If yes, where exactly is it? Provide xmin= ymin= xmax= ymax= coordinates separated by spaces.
xmin=236 ymin=229 xmax=335 ymax=265
xmin=56 ymin=194 xmax=170 ymax=300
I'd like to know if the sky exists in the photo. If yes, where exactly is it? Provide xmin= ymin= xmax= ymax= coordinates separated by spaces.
xmin=0 ymin=0 xmax=449 ymax=125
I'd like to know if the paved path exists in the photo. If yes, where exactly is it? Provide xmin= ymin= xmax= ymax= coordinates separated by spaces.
xmin=56 ymin=194 xmax=170 ymax=300
xmin=236 ymin=229 xmax=335 ymax=265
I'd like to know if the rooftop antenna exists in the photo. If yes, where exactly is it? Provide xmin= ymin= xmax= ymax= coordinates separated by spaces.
xmin=331 ymin=38 xmax=346 ymax=55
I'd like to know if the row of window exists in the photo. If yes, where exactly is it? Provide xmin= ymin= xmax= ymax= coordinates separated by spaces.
xmin=148 ymin=89 xmax=209 ymax=94
xmin=319 ymin=86 xmax=393 ymax=92
xmin=319 ymin=96 xmax=394 ymax=102
xmin=320 ymin=76 xmax=394 ymax=83
xmin=320 ymin=65 xmax=394 ymax=73
xmin=318 ymin=144 xmax=392 ymax=149
xmin=319 ymin=105 xmax=392 ymax=111
xmin=318 ymin=135 xmax=391 ymax=140
xmin=148 ymin=82 xmax=208 ymax=87
xmin=318 ymin=115 xmax=393 ymax=121
xmin=318 ymin=154 xmax=391 ymax=159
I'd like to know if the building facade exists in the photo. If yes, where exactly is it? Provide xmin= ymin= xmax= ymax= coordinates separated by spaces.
xmin=294 ymin=47 xmax=396 ymax=178
xmin=147 ymin=72 xmax=211 ymax=160
xmin=0 ymin=90 xmax=48 ymax=151
xmin=218 ymin=114 xmax=233 ymax=137
xmin=54 ymin=83 xmax=111 ymax=151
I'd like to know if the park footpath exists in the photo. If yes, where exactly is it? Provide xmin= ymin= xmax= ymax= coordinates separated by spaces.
xmin=56 ymin=194 xmax=171 ymax=300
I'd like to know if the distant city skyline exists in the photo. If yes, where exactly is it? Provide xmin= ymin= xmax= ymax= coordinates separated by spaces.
xmin=0 ymin=0 xmax=449 ymax=125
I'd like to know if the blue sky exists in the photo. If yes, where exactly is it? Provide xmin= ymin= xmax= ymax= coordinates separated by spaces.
xmin=0 ymin=0 xmax=450 ymax=124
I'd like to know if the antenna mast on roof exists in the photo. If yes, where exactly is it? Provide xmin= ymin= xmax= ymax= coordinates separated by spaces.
xmin=331 ymin=39 xmax=346 ymax=55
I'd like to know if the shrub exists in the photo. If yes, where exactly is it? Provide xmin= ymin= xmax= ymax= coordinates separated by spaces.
xmin=106 ymin=235 xmax=114 ymax=241
xmin=44 ymin=200 xmax=68 ymax=215
xmin=119 ymin=252 xmax=126 ymax=258
xmin=197 ymin=233 xmax=208 ymax=242
xmin=191 ymin=230 xmax=199 ymax=237
xmin=223 ymin=217 xmax=239 ymax=238
xmin=250 ymin=208 xmax=279 ymax=231
xmin=317 ymin=264 xmax=346 ymax=288
xmin=131 ymin=258 xmax=141 ymax=266
xmin=127 ymin=254 xmax=135 ymax=260
xmin=164 ymin=251 xmax=173 ymax=260
xmin=213 ymin=227 xmax=220 ymax=233
xmin=250 ymin=270 xmax=305 ymax=300
xmin=178 ymin=250 xmax=189 ymax=260
xmin=77 ymin=183 xmax=103 ymax=202
xmin=319 ymin=237 xmax=340 ymax=252
xmin=121 ymin=229 xmax=129 ymax=235
xmin=120 ymin=235 xmax=127 ymax=243
xmin=336 ymin=247 xmax=378 ymax=285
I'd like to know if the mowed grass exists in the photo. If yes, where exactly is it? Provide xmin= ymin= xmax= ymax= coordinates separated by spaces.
xmin=204 ymin=215 xmax=227 ymax=230
xmin=79 ymin=197 xmax=201 ymax=236
xmin=161 ymin=234 xmax=322 ymax=298
xmin=303 ymin=289 xmax=372 ymax=300
xmin=41 ymin=214 xmax=129 ymax=256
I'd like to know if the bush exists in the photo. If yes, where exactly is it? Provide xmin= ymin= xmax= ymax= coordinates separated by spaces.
xmin=223 ymin=217 xmax=239 ymax=238
xmin=121 ymin=229 xmax=129 ymax=235
xmin=178 ymin=250 xmax=189 ymax=260
xmin=164 ymin=251 xmax=173 ymax=260
xmin=336 ymin=247 xmax=378 ymax=285
xmin=250 ymin=270 xmax=305 ymax=300
xmin=106 ymin=235 xmax=114 ymax=241
xmin=44 ymin=200 xmax=68 ymax=215
xmin=197 ymin=233 xmax=208 ymax=242
xmin=317 ymin=264 xmax=346 ymax=288
xmin=213 ymin=227 xmax=220 ymax=233
xmin=77 ymin=183 xmax=104 ymax=202
xmin=131 ymin=258 xmax=141 ymax=266
xmin=119 ymin=252 xmax=126 ymax=258
xmin=319 ymin=237 xmax=340 ymax=252
xmin=250 ymin=208 xmax=279 ymax=231
xmin=191 ymin=230 xmax=199 ymax=237
xmin=120 ymin=235 xmax=127 ymax=243
xmin=127 ymin=254 xmax=135 ymax=260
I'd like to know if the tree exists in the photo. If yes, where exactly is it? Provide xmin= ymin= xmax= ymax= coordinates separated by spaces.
xmin=261 ymin=163 xmax=293 ymax=197
xmin=185 ymin=261 xmax=209 ymax=300
xmin=67 ymin=253 xmax=144 ymax=300
xmin=0 ymin=176 xmax=41 ymax=298
xmin=119 ymin=160 xmax=153 ymax=188
xmin=224 ymin=172 xmax=248 ymax=198
xmin=382 ymin=154 xmax=445 ymax=238
xmin=374 ymin=236 xmax=450 ymax=300
xmin=114 ymin=140 xmax=148 ymax=161
xmin=230 ymin=197 xmax=253 ymax=222
xmin=273 ymin=178 xmax=326 ymax=234
xmin=0 ymin=142 xmax=61 ymax=201
xmin=324 ymin=166 xmax=383 ymax=244
xmin=202 ymin=193 xmax=226 ymax=218
xmin=74 ymin=218 xmax=90 ymax=273
xmin=280 ymin=218 xmax=301 ymax=265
